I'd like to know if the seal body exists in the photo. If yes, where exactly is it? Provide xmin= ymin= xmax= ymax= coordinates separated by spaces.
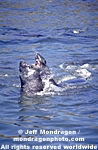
xmin=19 ymin=60 xmax=43 ymax=93
xmin=32 ymin=52 xmax=59 ymax=88
xmin=19 ymin=53 xmax=60 ymax=94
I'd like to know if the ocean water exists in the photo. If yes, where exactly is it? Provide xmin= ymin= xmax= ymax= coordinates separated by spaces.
xmin=0 ymin=0 xmax=98 ymax=149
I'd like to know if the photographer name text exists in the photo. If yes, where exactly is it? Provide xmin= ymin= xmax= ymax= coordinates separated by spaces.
xmin=24 ymin=129 xmax=77 ymax=135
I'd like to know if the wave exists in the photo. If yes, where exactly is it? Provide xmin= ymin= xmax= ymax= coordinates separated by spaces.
xmin=59 ymin=63 xmax=92 ymax=80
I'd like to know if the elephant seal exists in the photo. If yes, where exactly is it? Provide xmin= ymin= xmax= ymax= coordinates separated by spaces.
xmin=19 ymin=53 xmax=60 ymax=94
xmin=32 ymin=52 xmax=60 ymax=88
xmin=19 ymin=60 xmax=43 ymax=93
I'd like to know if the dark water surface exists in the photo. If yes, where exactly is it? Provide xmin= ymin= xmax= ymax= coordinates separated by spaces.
xmin=0 ymin=0 xmax=98 ymax=149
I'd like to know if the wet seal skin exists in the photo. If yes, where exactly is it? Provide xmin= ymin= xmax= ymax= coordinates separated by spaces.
xmin=33 ymin=52 xmax=61 ymax=88
xmin=19 ymin=52 xmax=60 ymax=94
xmin=19 ymin=60 xmax=43 ymax=93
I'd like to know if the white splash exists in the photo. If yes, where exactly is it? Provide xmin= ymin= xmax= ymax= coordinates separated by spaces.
xmin=0 ymin=74 xmax=8 ymax=77
xmin=13 ymin=84 xmax=20 ymax=87
xmin=57 ymin=75 xmax=76 ymax=84
xmin=59 ymin=63 xmax=64 ymax=69
xmin=73 ymin=30 xmax=80 ymax=34
xmin=5 ymin=74 xmax=8 ymax=77
xmin=72 ymin=27 xmax=87 ymax=34
xmin=80 ymin=63 xmax=90 ymax=69
xmin=60 ymin=63 xmax=91 ymax=80
xmin=43 ymin=78 xmax=62 ymax=92
xmin=66 ymin=65 xmax=76 ymax=70
xmin=76 ymin=68 xmax=91 ymax=79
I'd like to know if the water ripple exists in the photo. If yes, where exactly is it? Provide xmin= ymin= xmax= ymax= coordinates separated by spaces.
xmin=0 ymin=0 xmax=98 ymax=147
